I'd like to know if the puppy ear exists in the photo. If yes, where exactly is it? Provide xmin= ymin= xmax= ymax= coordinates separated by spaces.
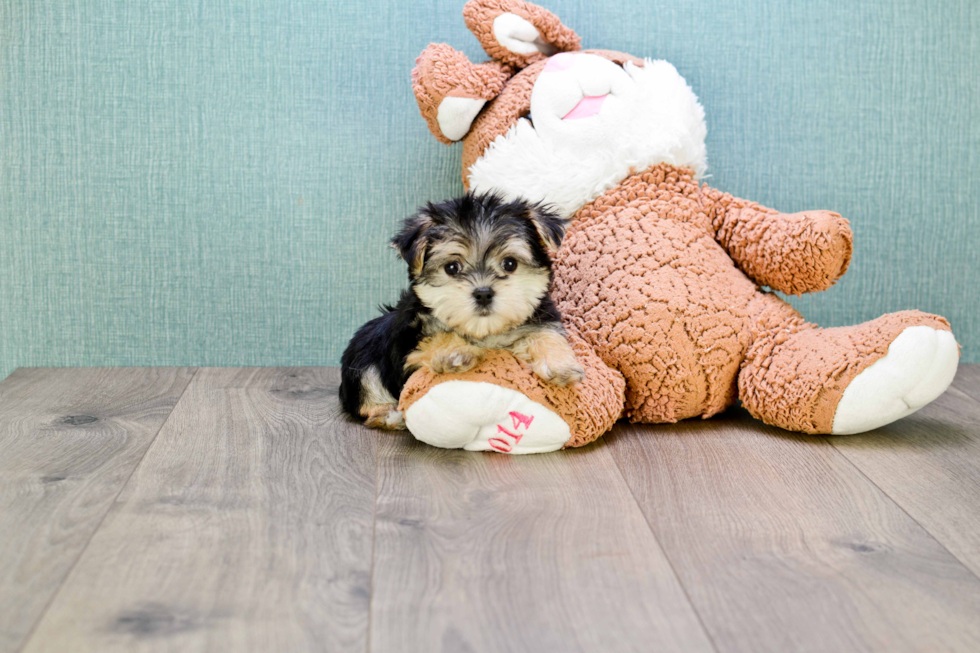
xmin=524 ymin=203 xmax=568 ymax=256
xmin=391 ymin=210 xmax=435 ymax=277
xmin=463 ymin=0 xmax=581 ymax=69
xmin=412 ymin=43 xmax=514 ymax=144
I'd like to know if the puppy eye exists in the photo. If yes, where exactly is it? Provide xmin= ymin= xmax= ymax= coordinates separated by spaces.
xmin=502 ymin=257 xmax=518 ymax=273
xmin=444 ymin=261 xmax=461 ymax=276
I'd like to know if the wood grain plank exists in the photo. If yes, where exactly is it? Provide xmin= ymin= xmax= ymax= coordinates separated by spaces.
xmin=828 ymin=375 xmax=980 ymax=577
xmin=20 ymin=368 xmax=376 ymax=653
xmin=370 ymin=430 xmax=715 ymax=653
xmin=0 ymin=367 xmax=195 ymax=653
xmin=952 ymin=364 xmax=980 ymax=404
xmin=608 ymin=409 xmax=980 ymax=653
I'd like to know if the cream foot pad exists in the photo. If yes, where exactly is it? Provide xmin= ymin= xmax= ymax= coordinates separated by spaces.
xmin=404 ymin=381 xmax=571 ymax=453
xmin=833 ymin=326 xmax=959 ymax=435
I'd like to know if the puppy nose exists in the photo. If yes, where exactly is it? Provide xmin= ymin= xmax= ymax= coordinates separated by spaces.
xmin=472 ymin=287 xmax=494 ymax=307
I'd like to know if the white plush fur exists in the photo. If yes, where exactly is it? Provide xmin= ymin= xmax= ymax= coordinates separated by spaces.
xmin=832 ymin=326 xmax=959 ymax=435
xmin=468 ymin=55 xmax=708 ymax=218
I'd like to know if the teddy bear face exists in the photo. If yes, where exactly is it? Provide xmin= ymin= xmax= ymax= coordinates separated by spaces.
xmin=411 ymin=1 xmax=708 ymax=219
xmin=464 ymin=52 xmax=709 ymax=218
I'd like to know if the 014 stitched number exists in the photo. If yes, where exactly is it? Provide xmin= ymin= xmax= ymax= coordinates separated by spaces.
xmin=488 ymin=411 xmax=535 ymax=452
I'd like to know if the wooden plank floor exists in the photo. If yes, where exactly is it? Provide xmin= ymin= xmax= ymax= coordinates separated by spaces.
xmin=0 ymin=368 xmax=195 ymax=653
xmin=1 ymin=366 xmax=978 ymax=653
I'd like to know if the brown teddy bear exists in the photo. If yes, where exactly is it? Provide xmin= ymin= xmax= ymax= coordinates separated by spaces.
xmin=400 ymin=0 xmax=959 ymax=453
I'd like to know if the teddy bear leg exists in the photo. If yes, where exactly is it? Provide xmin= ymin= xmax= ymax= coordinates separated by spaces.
xmin=739 ymin=297 xmax=959 ymax=434
xmin=398 ymin=328 xmax=626 ymax=453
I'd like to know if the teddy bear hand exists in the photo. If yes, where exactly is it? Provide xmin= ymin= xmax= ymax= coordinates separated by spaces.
xmin=398 ymin=339 xmax=625 ymax=453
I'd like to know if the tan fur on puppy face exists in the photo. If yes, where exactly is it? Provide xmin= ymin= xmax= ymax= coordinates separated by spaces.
xmin=414 ymin=231 xmax=550 ymax=339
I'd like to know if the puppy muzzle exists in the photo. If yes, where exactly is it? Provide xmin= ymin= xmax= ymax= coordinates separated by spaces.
xmin=472 ymin=286 xmax=495 ymax=308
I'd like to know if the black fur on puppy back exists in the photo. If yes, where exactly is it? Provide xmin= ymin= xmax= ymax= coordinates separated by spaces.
xmin=339 ymin=289 xmax=428 ymax=419
xmin=390 ymin=191 xmax=569 ymax=280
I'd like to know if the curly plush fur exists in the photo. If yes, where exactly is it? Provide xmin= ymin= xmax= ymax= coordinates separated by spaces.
xmin=400 ymin=0 xmax=959 ymax=450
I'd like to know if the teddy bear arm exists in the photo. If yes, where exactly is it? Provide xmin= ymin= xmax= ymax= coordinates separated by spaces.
xmin=702 ymin=185 xmax=854 ymax=295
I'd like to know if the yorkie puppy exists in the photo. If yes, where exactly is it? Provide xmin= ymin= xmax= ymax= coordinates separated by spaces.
xmin=340 ymin=192 xmax=585 ymax=430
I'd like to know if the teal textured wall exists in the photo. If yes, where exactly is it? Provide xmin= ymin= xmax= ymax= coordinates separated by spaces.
xmin=1 ymin=0 xmax=978 ymax=380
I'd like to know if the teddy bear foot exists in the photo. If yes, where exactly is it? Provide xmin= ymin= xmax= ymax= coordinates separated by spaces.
xmin=832 ymin=326 xmax=959 ymax=435
xmin=402 ymin=380 xmax=571 ymax=453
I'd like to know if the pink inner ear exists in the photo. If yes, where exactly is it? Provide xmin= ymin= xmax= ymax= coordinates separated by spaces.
xmin=544 ymin=52 xmax=576 ymax=72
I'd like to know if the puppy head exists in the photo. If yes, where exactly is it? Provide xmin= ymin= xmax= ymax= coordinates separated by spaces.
xmin=392 ymin=192 xmax=567 ymax=339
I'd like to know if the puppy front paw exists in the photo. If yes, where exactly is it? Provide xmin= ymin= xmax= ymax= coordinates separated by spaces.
xmin=405 ymin=333 xmax=485 ymax=376
xmin=430 ymin=348 xmax=483 ymax=375
xmin=533 ymin=359 xmax=586 ymax=387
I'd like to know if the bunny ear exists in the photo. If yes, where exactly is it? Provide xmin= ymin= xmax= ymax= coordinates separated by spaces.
xmin=412 ymin=43 xmax=514 ymax=145
xmin=463 ymin=0 xmax=581 ymax=68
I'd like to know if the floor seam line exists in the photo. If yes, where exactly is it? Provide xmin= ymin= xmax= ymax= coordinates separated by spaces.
xmin=604 ymin=434 xmax=724 ymax=653
xmin=364 ymin=431 xmax=381 ymax=653
xmin=823 ymin=433 xmax=980 ymax=585
xmin=14 ymin=366 xmax=200 ymax=653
